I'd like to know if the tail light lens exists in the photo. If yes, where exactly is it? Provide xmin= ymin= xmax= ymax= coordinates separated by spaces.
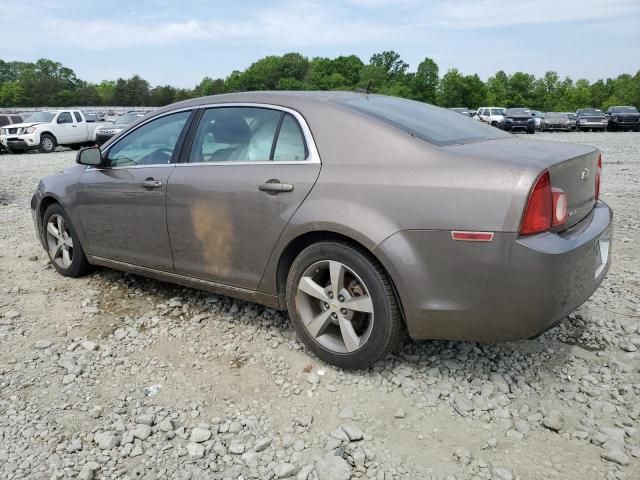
xmin=520 ymin=170 xmax=568 ymax=236
xmin=595 ymin=153 xmax=602 ymax=201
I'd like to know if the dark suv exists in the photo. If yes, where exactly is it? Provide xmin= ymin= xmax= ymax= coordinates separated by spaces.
xmin=606 ymin=106 xmax=640 ymax=132
xmin=0 ymin=113 xmax=24 ymax=153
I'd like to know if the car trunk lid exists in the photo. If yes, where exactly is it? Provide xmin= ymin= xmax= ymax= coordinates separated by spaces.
xmin=444 ymin=137 xmax=599 ymax=229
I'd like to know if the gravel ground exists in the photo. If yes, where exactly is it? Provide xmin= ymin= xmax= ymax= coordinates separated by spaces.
xmin=1 ymin=132 xmax=639 ymax=480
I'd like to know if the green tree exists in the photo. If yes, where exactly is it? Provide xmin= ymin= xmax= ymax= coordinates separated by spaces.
xmin=370 ymin=51 xmax=408 ymax=79
xmin=412 ymin=57 xmax=439 ymax=103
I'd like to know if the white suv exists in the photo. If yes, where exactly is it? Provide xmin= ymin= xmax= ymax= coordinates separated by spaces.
xmin=474 ymin=107 xmax=507 ymax=128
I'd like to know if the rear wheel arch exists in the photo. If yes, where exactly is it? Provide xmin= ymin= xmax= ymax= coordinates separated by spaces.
xmin=275 ymin=230 xmax=406 ymax=323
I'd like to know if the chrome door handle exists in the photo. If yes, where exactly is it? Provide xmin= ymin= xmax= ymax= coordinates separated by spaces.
xmin=142 ymin=178 xmax=162 ymax=189
xmin=259 ymin=180 xmax=294 ymax=195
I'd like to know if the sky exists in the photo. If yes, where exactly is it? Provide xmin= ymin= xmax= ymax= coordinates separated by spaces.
xmin=1 ymin=0 xmax=639 ymax=88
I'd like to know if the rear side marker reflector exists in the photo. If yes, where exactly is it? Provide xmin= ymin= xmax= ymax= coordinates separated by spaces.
xmin=451 ymin=231 xmax=494 ymax=242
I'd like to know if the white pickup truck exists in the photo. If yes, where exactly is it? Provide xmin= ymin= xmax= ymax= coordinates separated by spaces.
xmin=0 ymin=110 xmax=109 ymax=154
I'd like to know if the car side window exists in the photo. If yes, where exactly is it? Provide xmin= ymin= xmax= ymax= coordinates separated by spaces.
xmin=0 ymin=116 xmax=8 ymax=127
xmin=11 ymin=116 xmax=22 ymax=124
xmin=73 ymin=111 xmax=83 ymax=122
xmin=105 ymin=111 xmax=191 ymax=168
xmin=189 ymin=107 xmax=281 ymax=163
xmin=273 ymin=113 xmax=308 ymax=161
xmin=57 ymin=112 xmax=72 ymax=124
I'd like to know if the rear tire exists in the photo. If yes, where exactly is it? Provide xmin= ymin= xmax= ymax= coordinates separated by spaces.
xmin=39 ymin=134 xmax=56 ymax=153
xmin=42 ymin=204 xmax=92 ymax=277
xmin=286 ymin=241 xmax=404 ymax=369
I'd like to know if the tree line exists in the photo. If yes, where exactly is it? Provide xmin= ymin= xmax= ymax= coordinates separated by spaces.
xmin=1 ymin=53 xmax=639 ymax=111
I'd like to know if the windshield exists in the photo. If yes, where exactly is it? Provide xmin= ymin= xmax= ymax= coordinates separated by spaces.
xmin=578 ymin=109 xmax=602 ymax=115
xmin=334 ymin=95 xmax=510 ymax=147
xmin=25 ymin=112 xmax=56 ymax=123
xmin=114 ymin=113 xmax=145 ymax=126
xmin=546 ymin=112 xmax=569 ymax=119
xmin=611 ymin=106 xmax=638 ymax=113
xmin=507 ymin=108 xmax=531 ymax=116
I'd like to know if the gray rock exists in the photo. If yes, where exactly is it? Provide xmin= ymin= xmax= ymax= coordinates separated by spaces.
xmin=341 ymin=424 xmax=364 ymax=442
xmin=601 ymin=448 xmax=630 ymax=466
xmin=94 ymin=432 xmax=118 ymax=450
xmin=315 ymin=456 xmax=351 ymax=480
xmin=453 ymin=395 xmax=473 ymax=414
xmin=3 ymin=310 xmax=20 ymax=320
xmin=274 ymin=463 xmax=298 ymax=478
xmin=158 ymin=419 xmax=173 ymax=432
xmin=190 ymin=427 xmax=211 ymax=443
xmin=228 ymin=421 xmax=242 ymax=434
xmin=132 ymin=424 xmax=152 ymax=440
xmin=619 ymin=339 xmax=637 ymax=352
xmin=228 ymin=440 xmax=245 ymax=454
xmin=136 ymin=413 xmax=155 ymax=425
xmin=187 ymin=442 xmax=205 ymax=459
xmin=493 ymin=466 xmax=514 ymax=480
xmin=307 ymin=372 xmax=320 ymax=384
xmin=34 ymin=340 xmax=53 ymax=349
xmin=113 ymin=328 xmax=128 ymax=341
xmin=297 ymin=465 xmax=315 ymax=480
xmin=254 ymin=437 xmax=272 ymax=452
xmin=62 ymin=373 xmax=76 ymax=385
xmin=394 ymin=408 xmax=406 ymax=419
xmin=542 ymin=410 xmax=564 ymax=431
xmin=81 ymin=340 xmax=98 ymax=351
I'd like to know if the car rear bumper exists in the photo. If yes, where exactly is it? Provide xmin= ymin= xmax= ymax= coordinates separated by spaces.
xmin=374 ymin=201 xmax=613 ymax=342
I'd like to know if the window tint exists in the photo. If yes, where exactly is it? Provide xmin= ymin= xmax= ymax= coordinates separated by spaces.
xmin=273 ymin=113 xmax=307 ymax=161
xmin=106 ymin=111 xmax=190 ymax=167
xmin=335 ymin=96 xmax=510 ymax=147
xmin=11 ymin=116 xmax=22 ymax=123
xmin=57 ymin=112 xmax=72 ymax=124
xmin=0 ymin=116 xmax=8 ymax=127
xmin=189 ymin=107 xmax=281 ymax=163
xmin=73 ymin=111 xmax=83 ymax=122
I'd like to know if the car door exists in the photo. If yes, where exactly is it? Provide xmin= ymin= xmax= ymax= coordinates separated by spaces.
xmin=54 ymin=112 xmax=80 ymax=143
xmin=166 ymin=105 xmax=321 ymax=290
xmin=72 ymin=111 xmax=88 ymax=142
xmin=480 ymin=109 xmax=490 ymax=123
xmin=75 ymin=110 xmax=193 ymax=270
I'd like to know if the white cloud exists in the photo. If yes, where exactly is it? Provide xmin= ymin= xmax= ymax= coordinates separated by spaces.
xmin=430 ymin=0 xmax=640 ymax=28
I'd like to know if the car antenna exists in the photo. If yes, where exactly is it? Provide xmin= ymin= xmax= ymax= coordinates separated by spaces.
xmin=354 ymin=80 xmax=373 ymax=94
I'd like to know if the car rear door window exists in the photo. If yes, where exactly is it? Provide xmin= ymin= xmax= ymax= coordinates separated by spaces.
xmin=106 ymin=111 xmax=191 ymax=167
xmin=73 ymin=111 xmax=83 ymax=122
xmin=273 ymin=113 xmax=308 ymax=161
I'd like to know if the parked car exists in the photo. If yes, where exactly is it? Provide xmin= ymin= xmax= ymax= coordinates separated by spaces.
xmin=31 ymin=92 xmax=612 ymax=369
xmin=95 ymin=111 xmax=146 ymax=145
xmin=474 ymin=107 xmax=507 ymax=128
xmin=563 ymin=112 xmax=578 ymax=130
xmin=606 ymin=106 xmax=640 ymax=131
xmin=541 ymin=112 xmax=572 ymax=132
xmin=0 ymin=113 xmax=24 ymax=153
xmin=448 ymin=107 xmax=473 ymax=117
xmin=531 ymin=110 xmax=545 ymax=131
xmin=83 ymin=112 xmax=99 ymax=123
xmin=575 ymin=108 xmax=607 ymax=131
xmin=0 ymin=110 xmax=109 ymax=153
xmin=501 ymin=108 xmax=536 ymax=133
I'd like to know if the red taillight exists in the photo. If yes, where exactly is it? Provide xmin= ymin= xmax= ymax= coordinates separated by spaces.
xmin=520 ymin=171 xmax=568 ymax=235
xmin=520 ymin=171 xmax=552 ymax=235
xmin=595 ymin=153 xmax=602 ymax=201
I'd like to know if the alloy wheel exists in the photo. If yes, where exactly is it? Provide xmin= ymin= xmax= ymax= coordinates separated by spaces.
xmin=45 ymin=214 xmax=74 ymax=269
xmin=296 ymin=260 xmax=374 ymax=354
xmin=42 ymin=137 xmax=54 ymax=151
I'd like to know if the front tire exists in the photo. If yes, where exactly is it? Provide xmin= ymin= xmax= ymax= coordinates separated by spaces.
xmin=39 ymin=134 xmax=56 ymax=153
xmin=286 ymin=242 xmax=404 ymax=369
xmin=42 ymin=204 xmax=92 ymax=277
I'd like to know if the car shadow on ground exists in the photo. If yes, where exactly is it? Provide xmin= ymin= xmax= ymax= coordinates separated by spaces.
xmin=90 ymin=267 xmax=597 ymax=383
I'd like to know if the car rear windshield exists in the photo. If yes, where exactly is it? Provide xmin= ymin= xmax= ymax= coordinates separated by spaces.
xmin=334 ymin=96 xmax=509 ymax=146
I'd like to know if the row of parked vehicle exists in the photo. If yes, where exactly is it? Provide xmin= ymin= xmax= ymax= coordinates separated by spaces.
xmin=0 ymin=110 xmax=149 ymax=154
xmin=450 ymin=106 xmax=640 ymax=133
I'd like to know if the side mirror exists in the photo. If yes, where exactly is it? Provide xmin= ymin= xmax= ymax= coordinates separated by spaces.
xmin=77 ymin=146 xmax=103 ymax=166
